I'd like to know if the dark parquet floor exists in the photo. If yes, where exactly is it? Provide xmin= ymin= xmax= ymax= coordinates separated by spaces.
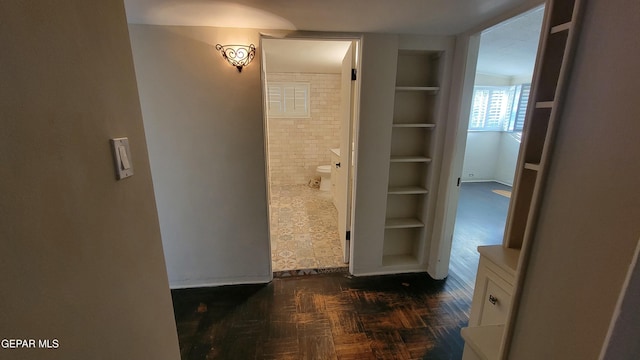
xmin=171 ymin=181 xmax=511 ymax=360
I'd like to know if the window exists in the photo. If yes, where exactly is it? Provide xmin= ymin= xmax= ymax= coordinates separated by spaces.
xmin=267 ymin=82 xmax=310 ymax=118
xmin=469 ymin=84 xmax=530 ymax=132
xmin=511 ymin=84 xmax=531 ymax=132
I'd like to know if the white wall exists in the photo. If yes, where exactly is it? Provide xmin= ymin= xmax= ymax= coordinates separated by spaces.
xmin=495 ymin=132 xmax=520 ymax=185
xmin=129 ymin=25 xmax=272 ymax=287
xmin=508 ymin=0 xmax=640 ymax=357
xmin=0 ymin=2 xmax=180 ymax=358
xmin=461 ymin=132 xmax=520 ymax=185
xmin=461 ymin=131 xmax=502 ymax=181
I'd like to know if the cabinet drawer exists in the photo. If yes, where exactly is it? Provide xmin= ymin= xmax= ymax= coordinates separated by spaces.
xmin=478 ymin=273 xmax=512 ymax=326
xmin=469 ymin=258 xmax=514 ymax=326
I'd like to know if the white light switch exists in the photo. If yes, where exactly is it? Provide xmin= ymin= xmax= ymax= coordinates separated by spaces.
xmin=110 ymin=137 xmax=134 ymax=180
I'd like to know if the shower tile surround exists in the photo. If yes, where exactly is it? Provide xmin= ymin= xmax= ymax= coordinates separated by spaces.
xmin=270 ymin=185 xmax=347 ymax=274
xmin=266 ymin=73 xmax=341 ymax=186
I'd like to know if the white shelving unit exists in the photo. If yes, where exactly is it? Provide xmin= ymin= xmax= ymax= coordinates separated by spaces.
xmin=383 ymin=50 xmax=442 ymax=269
xmin=504 ymin=0 xmax=581 ymax=250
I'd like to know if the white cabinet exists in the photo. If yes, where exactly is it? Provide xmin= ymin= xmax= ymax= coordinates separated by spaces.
xmin=468 ymin=246 xmax=519 ymax=327
xmin=462 ymin=246 xmax=519 ymax=360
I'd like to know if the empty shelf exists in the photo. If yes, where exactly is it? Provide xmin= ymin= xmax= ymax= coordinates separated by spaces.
xmin=392 ymin=123 xmax=436 ymax=128
xmin=395 ymin=86 xmax=440 ymax=92
xmin=551 ymin=22 xmax=572 ymax=34
xmin=388 ymin=186 xmax=429 ymax=195
xmin=385 ymin=218 xmax=424 ymax=229
xmin=535 ymin=101 xmax=554 ymax=108
xmin=382 ymin=254 xmax=420 ymax=266
xmin=390 ymin=156 xmax=432 ymax=163
xmin=524 ymin=162 xmax=541 ymax=171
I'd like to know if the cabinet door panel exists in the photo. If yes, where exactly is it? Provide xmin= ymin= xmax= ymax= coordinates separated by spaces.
xmin=479 ymin=274 xmax=512 ymax=326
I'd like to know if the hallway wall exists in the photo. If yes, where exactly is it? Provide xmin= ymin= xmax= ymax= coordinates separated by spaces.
xmin=0 ymin=2 xmax=180 ymax=358
xmin=129 ymin=25 xmax=272 ymax=287
xmin=508 ymin=0 xmax=640 ymax=357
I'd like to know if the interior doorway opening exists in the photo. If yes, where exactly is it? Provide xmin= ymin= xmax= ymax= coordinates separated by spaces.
xmin=449 ymin=6 xmax=544 ymax=286
xmin=261 ymin=37 xmax=361 ymax=275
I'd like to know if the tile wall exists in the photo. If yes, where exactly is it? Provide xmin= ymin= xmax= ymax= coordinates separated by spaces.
xmin=266 ymin=73 xmax=341 ymax=186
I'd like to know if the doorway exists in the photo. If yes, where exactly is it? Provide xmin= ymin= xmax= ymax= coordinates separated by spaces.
xmin=449 ymin=6 xmax=544 ymax=286
xmin=261 ymin=37 xmax=360 ymax=275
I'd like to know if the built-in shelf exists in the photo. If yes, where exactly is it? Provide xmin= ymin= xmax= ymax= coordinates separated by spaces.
xmin=524 ymin=162 xmax=541 ymax=171
xmin=395 ymin=86 xmax=440 ymax=92
xmin=390 ymin=156 xmax=432 ymax=163
xmin=535 ymin=101 xmax=554 ymax=108
xmin=392 ymin=123 xmax=436 ymax=128
xmin=385 ymin=218 xmax=424 ymax=229
xmin=381 ymin=49 xmax=442 ymax=273
xmin=551 ymin=21 xmax=572 ymax=34
xmin=382 ymin=254 xmax=420 ymax=267
xmin=388 ymin=186 xmax=429 ymax=194
xmin=392 ymin=123 xmax=436 ymax=129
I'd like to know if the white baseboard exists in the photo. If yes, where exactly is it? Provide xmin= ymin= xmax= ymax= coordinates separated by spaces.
xmin=169 ymin=274 xmax=272 ymax=289
xmin=461 ymin=179 xmax=513 ymax=187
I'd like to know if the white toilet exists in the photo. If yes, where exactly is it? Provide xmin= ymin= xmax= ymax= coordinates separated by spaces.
xmin=316 ymin=165 xmax=331 ymax=191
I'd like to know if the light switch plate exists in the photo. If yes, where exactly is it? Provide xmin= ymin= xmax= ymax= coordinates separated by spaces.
xmin=110 ymin=137 xmax=134 ymax=180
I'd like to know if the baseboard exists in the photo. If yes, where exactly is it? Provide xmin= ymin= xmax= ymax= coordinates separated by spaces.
xmin=461 ymin=179 xmax=513 ymax=187
xmin=350 ymin=268 xmax=430 ymax=277
xmin=460 ymin=179 xmax=493 ymax=183
xmin=493 ymin=179 xmax=513 ymax=187
xmin=169 ymin=274 xmax=272 ymax=289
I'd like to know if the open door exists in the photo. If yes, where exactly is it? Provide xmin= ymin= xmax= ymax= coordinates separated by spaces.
xmin=336 ymin=43 xmax=354 ymax=263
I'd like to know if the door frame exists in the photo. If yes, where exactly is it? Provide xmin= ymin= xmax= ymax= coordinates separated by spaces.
xmin=259 ymin=33 xmax=363 ymax=275
xmin=429 ymin=2 xmax=545 ymax=279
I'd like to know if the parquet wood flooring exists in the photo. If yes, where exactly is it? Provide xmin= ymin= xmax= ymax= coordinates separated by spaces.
xmin=172 ymin=272 xmax=471 ymax=360
xmin=172 ymin=182 xmax=510 ymax=360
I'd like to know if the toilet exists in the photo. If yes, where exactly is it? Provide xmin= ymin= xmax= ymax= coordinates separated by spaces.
xmin=316 ymin=165 xmax=331 ymax=191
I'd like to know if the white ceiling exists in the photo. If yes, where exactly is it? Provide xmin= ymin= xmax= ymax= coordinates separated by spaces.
xmin=124 ymin=0 xmax=539 ymax=35
xmin=476 ymin=6 xmax=544 ymax=79
xmin=263 ymin=39 xmax=351 ymax=74
xmin=124 ymin=0 xmax=545 ymax=78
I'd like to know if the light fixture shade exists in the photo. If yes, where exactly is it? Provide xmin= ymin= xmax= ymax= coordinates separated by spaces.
xmin=215 ymin=44 xmax=256 ymax=72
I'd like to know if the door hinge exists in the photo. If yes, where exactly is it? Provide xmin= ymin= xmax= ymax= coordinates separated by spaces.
xmin=457 ymin=177 xmax=461 ymax=187
xmin=346 ymin=231 xmax=351 ymax=240
xmin=351 ymin=69 xmax=357 ymax=81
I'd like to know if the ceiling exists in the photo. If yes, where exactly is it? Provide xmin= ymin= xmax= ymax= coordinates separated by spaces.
xmin=263 ymin=39 xmax=351 ymax=74
xmin=124 ymin=0 xmax=545 ymax=78
xmin=124 ymin=0 xmax=539 ymax=35
xmin=476 ymin=5 xmax=544 ymax=79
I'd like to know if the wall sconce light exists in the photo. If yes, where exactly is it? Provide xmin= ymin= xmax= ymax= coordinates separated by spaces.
xmin=215 ymin=44 xmax=256 ymax=72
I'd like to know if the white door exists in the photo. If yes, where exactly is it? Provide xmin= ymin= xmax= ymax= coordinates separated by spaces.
xmin=337 ymin=43 xmax=354 ymax=263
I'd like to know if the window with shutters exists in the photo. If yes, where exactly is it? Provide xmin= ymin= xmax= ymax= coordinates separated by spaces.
xmin=468 ymin=84 xmax=530 ymax=132
xmin=267 ymin=82 xmax=310 ymax=118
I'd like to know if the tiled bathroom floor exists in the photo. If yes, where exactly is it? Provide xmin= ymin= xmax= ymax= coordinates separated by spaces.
xmin=269 ymin=185 xmax=347 ymax=275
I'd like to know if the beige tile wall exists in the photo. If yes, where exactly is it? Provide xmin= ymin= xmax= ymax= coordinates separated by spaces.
xmin=267 ymin=73 xmax=341 ymax=185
